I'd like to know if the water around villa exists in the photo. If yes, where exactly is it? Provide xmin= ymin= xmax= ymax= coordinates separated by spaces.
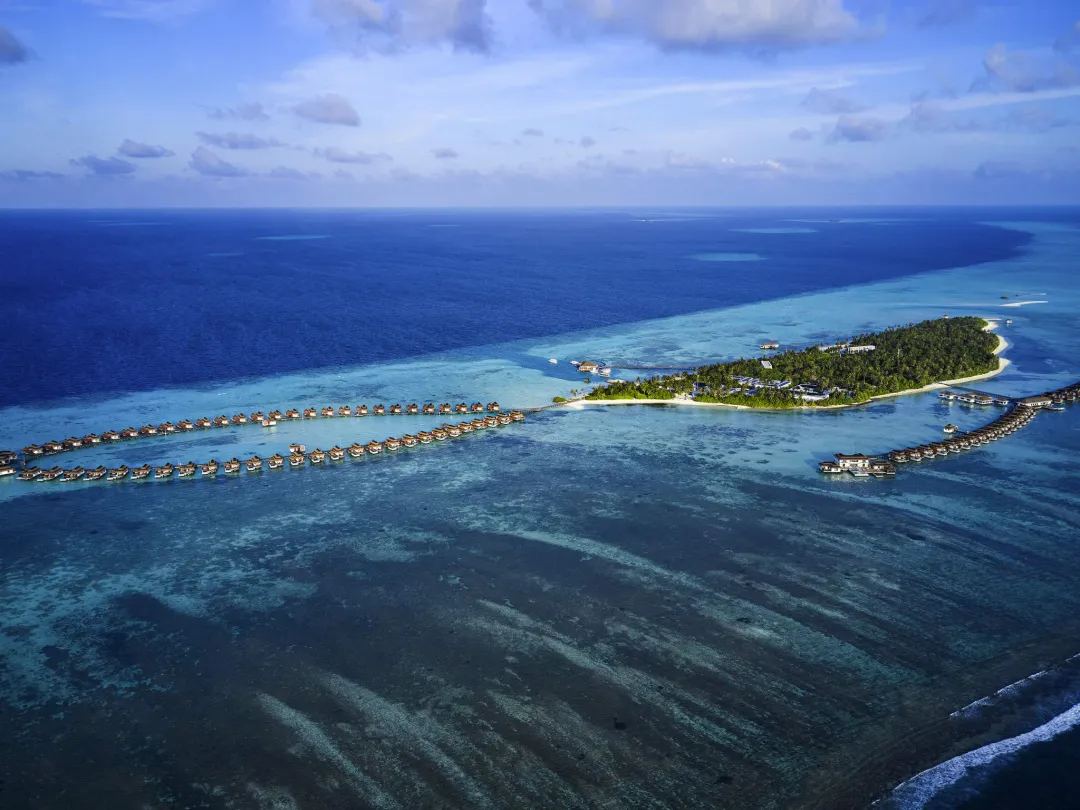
xmin=1 ymin=209 xmax=1079 ymax=809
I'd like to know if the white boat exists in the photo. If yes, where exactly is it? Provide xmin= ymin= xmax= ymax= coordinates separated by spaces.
xmin=598 ymin=367 xmax=612 ymax=377
xmin=548 ymin=358 xmax=558 ymax=364
xmin=570 ymin=360 xmax=581 ymax=366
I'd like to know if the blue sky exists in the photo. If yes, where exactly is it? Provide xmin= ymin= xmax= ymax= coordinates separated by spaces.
xmin=0 ymin=0 xmax=1077 ymax=206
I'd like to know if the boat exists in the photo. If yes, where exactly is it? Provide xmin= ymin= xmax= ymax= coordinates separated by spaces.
xmin=328 ymin=446 xmax=346 ymax=461
xmin=598 ymin=367 xmax=612 ymax=377
xmin=177 ymin=462 xmax=197 ymax=478
xmin=570 ymin=360 xmax=580 ymax=366
xmin=417 ymin=432 xmax=433 ymax=444
xmin=201 ymin=460 xmax=219 ymax=476
xmin=268 ymin=454 xmax=285 ymax=469
xmin=943 ymin=424 xmax=958 ymax=434
xmin=289 ymin=453 xmax=306 ymax=467
xmin=1005 ymin=319 xmax=1012 ymax=325
xmin=366 ymin=441 xmax=383 ymax=455
xmin=1049 ymin=404 xmax=1066 ymax=411
xmin=107 ymin=466 xmax=129 ymax=481
xmin=347 ymin=443 xmax=366 ymax=458
xmin=246 ymin=456 xmax=263 ymax=472
xmin=309 ymin=449 xmax=327 ymax=464
xmin=64 ymin=467 xmax=89 ymax=482
xmin=261 ymin=419 xmax=277 ymax=427
xmin=549 ymin=358 xmax=558 ymax=364
xmin=223 ymin=458 xmax=242 ymax=473
xmin=131 ymin=465 xmax=152 ymax=480
xmin=850 ymin=469 xmax=871 ymax=478
xmin=19 ymin=467 xmax=43 ymax=480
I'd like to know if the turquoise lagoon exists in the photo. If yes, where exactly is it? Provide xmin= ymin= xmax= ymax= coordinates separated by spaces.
xmin=1 ymin=222 xmax=1079 ymax=808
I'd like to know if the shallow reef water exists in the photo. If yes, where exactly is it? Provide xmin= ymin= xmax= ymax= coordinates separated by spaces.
xmin=1 ymin=217 xmax=1079 ymax=809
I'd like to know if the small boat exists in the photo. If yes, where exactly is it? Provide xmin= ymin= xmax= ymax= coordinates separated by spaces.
xmin=86 ymin=466 xmax=108 ymax=481
xmin=309 ymin=449 xmax=327 ymax=464
xmin=549 ymin=358 xmax=558 ymax=364
xmin=1049 ymin=405 xmax=1066 ymax=411
xmin=328 ymin=446 xmax=346 ymax=461
xmin=347 ymin=443 xmax=366 ymax=458
xmin=201 ymin=460 xmax=219 ymax=476
xmin=289 ymin=453 xmax=306 ymax=467
xmin=177 ymin=462 xmax=198 ymax=478
xmin=290 ymin=444 xmax=307 ymax=455
xmin=223 ymin=458 xmax=242 ymax=473
xmin=850 ymin=470 xmax=871 ymax=478
xmin=40 ymin=466 xmax=64 ymax=481
xmin=19 ymin=467 xmax=43 ymax=480
xmin=1005 ymin=319 xmax=1012 ymax=325
xmin=246 ymin=456 xmax=263 ymax=472
xmin=63 ymin=466 xmax=89 ymax=482
xmin=598 ymin=368 xmax=612 ymax=377
xmin=154 ymin=463 xmax=174 ymax=479
xmin=131 ymin=465 xmax=152 ymax=480
xmin=261 ymin=419 xmax=277 ymax=427
xmin=943 ymin=424 xmax=958 ymax=434
xmin=268 ymin=454 xmax=285 ymax=469
xmin=366 ymin=441 xmax=383 ymax=455
xmin=570 ymin=360 xmax=580 ymax=366
xmin=107 ymin=466 xmax=129 ymax=481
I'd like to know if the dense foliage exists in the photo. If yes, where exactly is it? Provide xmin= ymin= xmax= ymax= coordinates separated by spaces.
xmin=587 ymin=317 xmax=999 ymax=408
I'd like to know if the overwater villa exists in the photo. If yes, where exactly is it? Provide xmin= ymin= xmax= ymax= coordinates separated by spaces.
xmin=0 ymin=450 xmax=17 ymax=465
xmin=246 ymin=456 xmax=263 ymax=472
xmin=328 ymin=446 xmax=346 ymax=461
xmin=223 ymin=458 xmax=242 ymax=474
xmin=818 ymin=460 xmax=844 ymax=474
xmin=439 ymin=403 xmax=452 ymax=415
xmin=131 ymin=465 xmax=152 ymax=480
xmin=471 ymin=402 xmax=484 ymax=413
xmin=62 ymin=437 xmax=83 ymax=450
xmin=200 ymin=460 xmax=219 ymax=476
xmin=337 ymin=406 xmax=351 ymax=417
xmin=40 ymin=466 xmax=64 ymax=481
xmin=347 ymin=443 xmax=366 ymax=458
xmin=195 ymin=418 xmax=212 ymax=429
xmin=154 ymin=463 xmax=174 ymax=479
xmin=161 ymin=422 xmax=177 ymax=433
xmin=304 ymin=408 xmax=318 ymax=418
xmin=833 ymin=454 xmax=875 ymax=471
xmin=213 ymin=416 xmax=230 ymax=428
xmin=23 ymin=444 xmax=44 ymax=456
xmin=483 ymin=415 xmax=499 ymax=427
xmin=423 ymin=403 xmax=436 ymax=415
xmin=139 ymin=425 xmax=158 ymax=437
xmin=471 ymin=419 xmax=487 ymax=430
xmin=366 ymin=441 xmax=383 ymax=455
xmin=390 ymin=404 xmax=403 ymax=415
xmin=402 ymin=435 xmax=419 ymax=447
xmin=0 ymin=464 xmax=14 ymax=478
xmin=177 ymin=462 xmax=197 ymax=478
xmin=578 ymin=361 xmax=600 ymax=374
xmin=497 ymin=414 xmax=512 ymax=425
xmin=43 ymin=440 xmax=63 ymax=453
xmin=431 ymin=428 xmax=448 ymax=441
xmin=251 ymin=412 xmax=266 ymax=423
xmin=384 ymin=438 xmax=403 ymax=452
xmin=269 ymin=411 xmax=284 ymax=421
xmin=320 ymin=407 xmax=334 ymax=417
xmin=442 ymin=424 xmax=462 ymax=437
xmin=62 ymin=467 xmax=86 ymax=482
xmin=289 ymin=443 xmax=306 ymax=454
xmin=107 ymin=466 xmax=129 ymax=481
xmin=289 ymin=453 xmax=305 ymax=468
xmin=268 ymin=454 xmax=285 ymax=469
xmin=85 ymin=466 xmax=107 ymax=481
xmin=455 ymin=403 xmax=469 ymax=414
xmin=406 ymin=404 xmax=420 ymax=415
xmin=232 ymin=413 xmax=248 ymax=425
xmin=84 ymin=433 xmax=103 ymax=445
xmin=309 ymin=449 xmax=327 ymax=463
xmin=417 ymin=431 xmax=433 ymax=444
xmin=944 ymin=424 xmax=958 ymax=434
xmin=458 ymin=422 xmax=474 ymax=433
xmin=487 ymin=402 xmax=500 ymax=412
xmin=19 ymin=467 xmax=42 ymax=480
xmin=285 ymin=409 xmax=301 ymax=419
xmin=356 ymin=405 xmax=369 ymax=416
xmin=178 ymin=420 xmax=195 ymax=431
xmin=120 ymin=428 xmax=139 ymax=439
xmin=374 ymin=405 xmax=387 ymax=416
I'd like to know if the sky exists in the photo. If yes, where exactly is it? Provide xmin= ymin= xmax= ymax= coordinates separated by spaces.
xmin=0 ymin=0 xmax=1078 ymax=207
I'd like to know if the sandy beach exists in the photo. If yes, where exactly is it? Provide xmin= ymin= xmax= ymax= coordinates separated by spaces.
xmin=566 ymin=323 xmax=1010 ymax=413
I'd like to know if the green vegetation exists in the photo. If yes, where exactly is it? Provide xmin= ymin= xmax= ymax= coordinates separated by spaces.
xmin=586 ymin=317 xmax=1000 ymax=409
xmin=552 ymin=396 xmax=568 ymax=403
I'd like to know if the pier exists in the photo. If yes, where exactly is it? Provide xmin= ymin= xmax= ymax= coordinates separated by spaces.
xmin=819 ymin=380 xmax=1080 ymax=478
xmin=0 ymin=402 xmax=525 ymax=484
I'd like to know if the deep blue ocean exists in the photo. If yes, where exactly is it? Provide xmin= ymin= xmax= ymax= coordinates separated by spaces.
xmin=1 ymin=208 xmax=1080 ymax=810
xmin=0 ymin=208 xmax=1034 ymax=405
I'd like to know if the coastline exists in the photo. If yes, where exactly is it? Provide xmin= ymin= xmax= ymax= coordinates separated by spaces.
xmin=570 ymin=324 xmax=1010 ymax=413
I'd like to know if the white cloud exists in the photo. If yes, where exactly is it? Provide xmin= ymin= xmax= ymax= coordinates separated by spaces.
xmin=188 ymin=146 xmax=248 ymax=177
xmin=0 ymin=24 xmax=30 ymax=65
xmin=118 ymin=139 xmax=175 ymax=158
xmin=292 ymin=93 xmax=361 ymax=126
xmin=313 ymin=147 xmax=392 ymax=163
xmin=829 ymin=115 xmax=889 ymax=142
xmin=310 ymin=0 xmax=492 ymax=52
xmin=197 ymin=132 xmax=288 ymax=150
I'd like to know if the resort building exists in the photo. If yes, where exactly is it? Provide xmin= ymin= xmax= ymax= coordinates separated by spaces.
xmin=833 ymin=454 xmax=875 ymax=470
xmin=760 ymin=341 xmax=780 ymax=350
xmin=578 ymin=361 xmax=600 ymax=374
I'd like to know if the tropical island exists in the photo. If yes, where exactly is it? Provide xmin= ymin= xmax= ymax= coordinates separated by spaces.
xmin=584 ymin=316 xmax=1005 ymax=409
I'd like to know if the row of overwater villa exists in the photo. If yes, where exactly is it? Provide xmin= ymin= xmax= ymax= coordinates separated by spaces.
xmin=0 ymin=403 xmax=524 ymax=483
xmin=817 ymin=380 xmax=1080 ymax=478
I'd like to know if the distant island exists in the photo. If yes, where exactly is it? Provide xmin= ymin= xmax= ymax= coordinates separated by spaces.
xmin=584 ymin=316 xmax=1005 ymax=409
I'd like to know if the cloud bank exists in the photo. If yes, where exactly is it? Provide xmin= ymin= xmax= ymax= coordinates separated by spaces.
xmin=70 ymin=155 xmax=137 ymax=176
xmin=118 ymin=139 xmax=175 ymax=158
xmin=292 ymin=93 xmax=361 ymax=126
xmin=311 ymin=0 xmax=492 ymax=53
xmin=197 ymin=132 xmax=287 ymax=150
xmin=313 ymin=147 xmax=391 ymax=163
xmin=188 ymin=146 xmax=248 ymax=177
